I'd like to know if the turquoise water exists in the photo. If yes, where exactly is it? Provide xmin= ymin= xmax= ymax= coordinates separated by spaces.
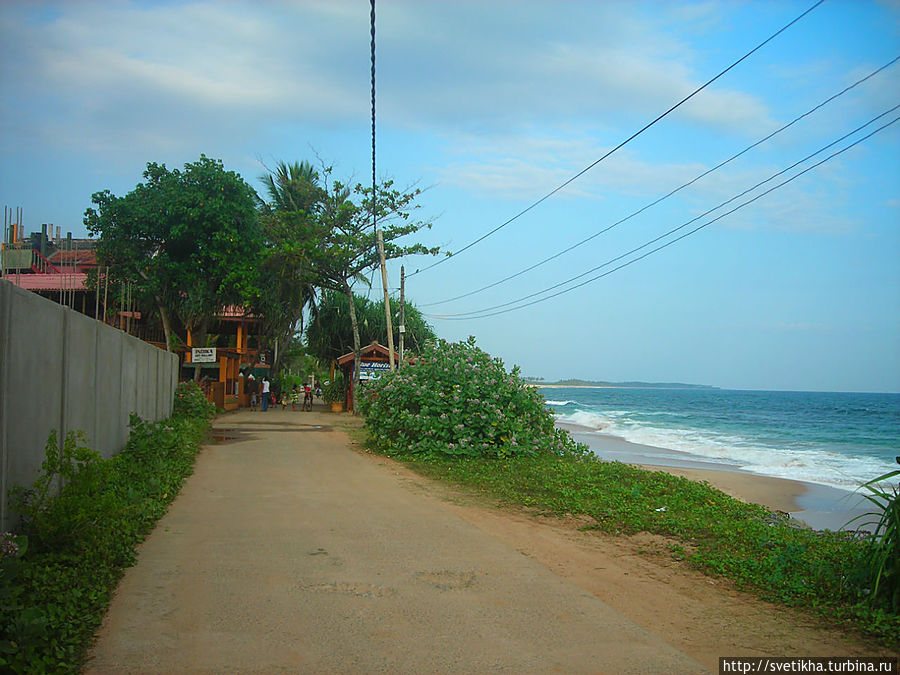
xmin=541 ymin=387 xmax=900 ymax=491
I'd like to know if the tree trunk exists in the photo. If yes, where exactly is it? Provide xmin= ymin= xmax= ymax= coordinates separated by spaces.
xmin=136 ymin=268 xmax=174 ymax=353
xmin=157 ymin=300 xmax=173 ymax=353
xmin=270 ymin=323 xmax=293 ymax=381
xmin=343 ymin=281 xmax=361 ymax=414
xmin=191 ymin=318 xmax=209 ymax=382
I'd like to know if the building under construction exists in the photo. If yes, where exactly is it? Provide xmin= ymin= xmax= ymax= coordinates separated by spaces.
xmin=1 ymin=211 xmax=106 ymax=319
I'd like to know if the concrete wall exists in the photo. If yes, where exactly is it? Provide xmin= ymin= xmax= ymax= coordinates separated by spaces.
xmin=0 ymin=280 xmax=178 ymax=530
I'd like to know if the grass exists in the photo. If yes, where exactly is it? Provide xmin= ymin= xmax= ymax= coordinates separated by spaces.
xmin=364 ymin=441 xmax=900 ymax=646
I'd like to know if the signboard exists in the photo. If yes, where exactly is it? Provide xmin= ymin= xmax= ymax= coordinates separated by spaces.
xmin=359 ymin=360 xmax=391 ymax=381
xmin=191 ymin=347 xmax=217 ymax=363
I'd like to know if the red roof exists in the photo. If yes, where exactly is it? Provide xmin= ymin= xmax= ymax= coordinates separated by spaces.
xmin=337 ymin=342 xmax=416 ymax=366
xmin=217 ymin=305 xmax=258 ymax=320
xmin=5 ymin=272 xmax=88 ymax=291
xmin=50 ymin=250 xmax=97 ymax=265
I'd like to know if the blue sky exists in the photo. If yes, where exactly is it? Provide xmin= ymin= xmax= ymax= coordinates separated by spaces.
xmin=1 ymin=0 xmax=898 ymax=392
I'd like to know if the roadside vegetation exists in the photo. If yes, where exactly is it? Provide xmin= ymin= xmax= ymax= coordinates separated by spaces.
xmin=360 ymin=338 xmax=900 ymax=646
xmin=0 ymin=382 xmax=215 ymax=674
xmin=86 ymin=156 xmax=439 ymax=389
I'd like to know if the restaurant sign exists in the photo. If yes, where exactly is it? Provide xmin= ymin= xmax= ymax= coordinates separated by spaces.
xmin=191 ymin=347 xmax=217 ymax=363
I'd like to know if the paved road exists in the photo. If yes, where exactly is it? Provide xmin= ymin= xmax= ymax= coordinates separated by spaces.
xmin=86 ymin=409 xmax=706 ymax=674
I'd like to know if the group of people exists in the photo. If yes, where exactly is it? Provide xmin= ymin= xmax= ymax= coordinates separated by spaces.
xmin=244 ymin=374 xmax=321 ymax=412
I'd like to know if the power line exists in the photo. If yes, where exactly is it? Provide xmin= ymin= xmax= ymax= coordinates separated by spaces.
xmin=409 ymin=0 xmax=826 ymax=278
xmin=422 ymin=55 xmax=900 ymax=308
xmin=428 ymin=108 xmax=900 ymax=321
xmin=434 ymin=104 xmax=900 ymax=318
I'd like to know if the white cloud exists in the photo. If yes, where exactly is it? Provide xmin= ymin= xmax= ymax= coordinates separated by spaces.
xmin=1 ymin=0 xmax=779 ymax=166
xmin=435 ymin=126 xmax=870 ymax=237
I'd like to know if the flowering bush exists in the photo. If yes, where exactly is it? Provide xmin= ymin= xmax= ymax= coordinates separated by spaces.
xmin=359 ymin=337 xmax=586 ymax=459
xmin=173 ymin=380 xmax=216 ymax=420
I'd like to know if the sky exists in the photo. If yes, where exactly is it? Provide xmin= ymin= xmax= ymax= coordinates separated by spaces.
xmin=1 ymin=0 xmax=898 ymax=392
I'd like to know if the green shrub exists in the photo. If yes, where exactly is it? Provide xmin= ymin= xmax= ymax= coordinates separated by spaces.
xmin=173 ymin=380 xmax=216 ymax=419
xmin=852 ymin=461 xmax=900 ymax=613
xmin=359 ymin=336 xmax=586 ymax=459
xmin=2 ymin=391 xmax=213 ymax=673
xmin=0 ymin=534 xmax=46 ymax=666
xmin=9 ymin=431 xmax=103 ymax=555
xmin=322 ymin=371 xmax=345 ymax=404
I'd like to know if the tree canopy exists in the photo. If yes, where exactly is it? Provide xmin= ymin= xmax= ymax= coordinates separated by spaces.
xmin=262 ymin=162 xmax=439 ymax=406
xmin=84 ymin=154 xmax=440 ymax=394
xmin=84 ymin=155 xmax=262 ymax=357
xmin=252 ymin=160 xmax=323 ymax=375
xmin=305 ymin=289 xmax=435 ymax=363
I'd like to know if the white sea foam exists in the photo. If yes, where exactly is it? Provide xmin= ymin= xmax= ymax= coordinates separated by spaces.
xmin=545 ymin=400 xmax=579 ymax=406
xmin=554 ymin=409 xmax=610 ymax=431
xmin=557 ymin=407 xmax=898 ymax=491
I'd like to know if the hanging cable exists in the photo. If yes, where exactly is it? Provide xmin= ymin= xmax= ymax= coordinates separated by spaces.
xmin=409 ymin=0 xmax=826 ymax=277
xmin=436 ymin=103 xmax=900 ymax=318
xmin=422 ymin=55 xmax=900 ymax=308
xmin=371 ymin=0 xmax=377 ymax=225
xmin=428 ymin=109 xmax=900 ymax=321
xmin=371 ymin=0 xmax=396 ymax=368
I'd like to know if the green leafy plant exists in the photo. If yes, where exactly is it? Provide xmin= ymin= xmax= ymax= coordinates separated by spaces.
xmin=10 ymin=431 xmax=103 ymax=554
xmin=0 ymin=533 xmax=47 ymax=669
xmin=173 ymin=380 xmax=216 ymax=420
xmin=359 ymin=336 xmax=586 ymax=459
xmin=850 ymin=459 xmax=900 ymax=612
xmin=322 ymin=371 xmax=345 ymax=404
xmin=2 ymin=387 xmax=214 ymax=673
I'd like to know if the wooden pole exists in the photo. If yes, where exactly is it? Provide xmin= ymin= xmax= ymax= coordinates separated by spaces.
xmin=399 ymin=265 xmax=405 ymax=366
xmin=376 ymin=229 xmax=395 ymax=370
xmin=103 ymin=267 xmax=109 ymax=324
xmin=94 ymin=262 xmax=100 ymax=319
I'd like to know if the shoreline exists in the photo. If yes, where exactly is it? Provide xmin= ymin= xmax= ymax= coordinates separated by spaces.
xmin=558 ymin=422 xmax=872 ymax=532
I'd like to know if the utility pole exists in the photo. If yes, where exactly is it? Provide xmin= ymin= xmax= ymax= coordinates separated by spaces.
xmin=399 ymin=265 xmax=405 ymax=366
xmin=376 ymin=229 xmax=395 ymax=371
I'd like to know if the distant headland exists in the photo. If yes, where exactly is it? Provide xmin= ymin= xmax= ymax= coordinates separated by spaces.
xmin=523 ymin=378 xmax=718 ymax=390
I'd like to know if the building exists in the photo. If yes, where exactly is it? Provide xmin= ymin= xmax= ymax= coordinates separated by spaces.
xmin=3 ymin=223 xmax=268 ymax=408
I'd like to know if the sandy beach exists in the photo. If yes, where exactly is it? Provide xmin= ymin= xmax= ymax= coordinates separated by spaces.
xmin=559 ymin=423 xmax=873 ymax=532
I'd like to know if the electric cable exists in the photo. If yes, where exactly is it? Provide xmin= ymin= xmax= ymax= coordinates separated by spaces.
xmin=434 ymin=103 xmax=899 ymax=318
xmin=409 ymin=0 xmax=826 ymax=277
xmin=371 ymin=0 xmax=377 ymax=231
xmin=427 ymin=108 xmax=900 ymax=320
xmin=422 ymin=55 xmax=900 ymax=308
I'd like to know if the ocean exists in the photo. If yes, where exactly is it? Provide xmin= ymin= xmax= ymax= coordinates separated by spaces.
xmin=541 ymin=387 xmax=900 ymax=493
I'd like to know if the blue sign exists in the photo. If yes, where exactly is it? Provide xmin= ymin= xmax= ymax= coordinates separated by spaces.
xmin=359 ymin=360 xmax=391 ymax=380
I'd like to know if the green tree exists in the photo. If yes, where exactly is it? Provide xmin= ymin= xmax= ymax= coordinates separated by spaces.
xmin=304 ymin=289 xmax=435 ymax=363
xmin=258 ymin=160 xmax=320 ymax=213
xmin=252 ymin=160 xmax=324 ymax=377
xmin=85 ymin=156 xmax=262 ymax=374
xmin=309 ymin=171 xmax=439 ymax=410
xmin=258 ymin=161 xmax=439 ymax=409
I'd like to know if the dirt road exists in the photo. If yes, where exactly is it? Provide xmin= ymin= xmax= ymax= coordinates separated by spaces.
xmin=85 ymin=409 xmax=705 ymax=674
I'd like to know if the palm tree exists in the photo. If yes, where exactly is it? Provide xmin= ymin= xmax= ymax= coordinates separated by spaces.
xmin=259 ymin=160 xmax=320 ymax=213
xmin=252 ymin=160 xmax=324 ymax=377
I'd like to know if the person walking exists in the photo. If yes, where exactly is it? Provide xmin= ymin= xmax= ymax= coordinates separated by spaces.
xmin=247 ymin=374 xmax=259 ymax=411
xmin=261 ymin=378 xmax=270 ymax=412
